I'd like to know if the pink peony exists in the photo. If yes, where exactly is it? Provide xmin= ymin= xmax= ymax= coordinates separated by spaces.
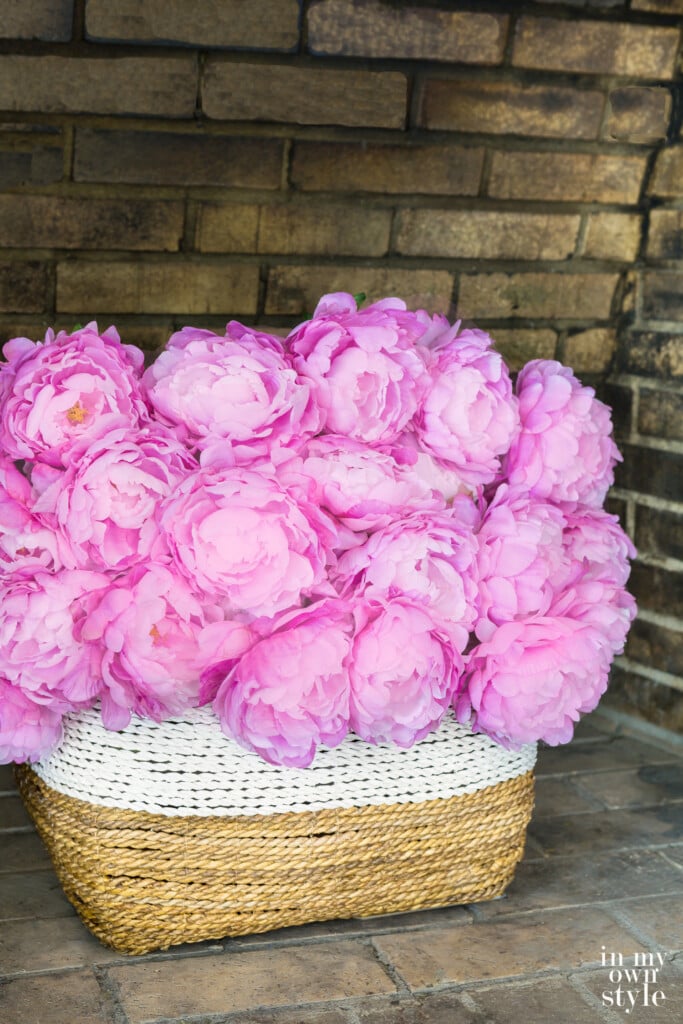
xmin=551 ymin=579 xmax=637 ymax=660
xmin=474 ymin=485 xmax=567 ymax=641
xmin=287 ymin=292 xmax=431 ymax=444
xmin=160 ymin=464 xmax=335 ymax=617
xmin=80 ymin=562 xmax=224 ymax=731
xmin=503 ymin=360 xmax=621 ymax=507
xmin=0 ymin=678 xmax=64 ymax=763
xmin=0 ymin=569 xmax=107 ymax=713
xmin=335 ymin=507 xmax=479 ymax=649
xmin=33 ymin=426 xmax=196 ymax=571
xmin=0 ymin=323 xmax=149 ymax=467
xmin=205 ymin=598 xmax=353 ymax=768
xmin=559 ymin=506 xmax=636 ymax=590
xmin=0 ymin=456 xmax=70 ymax=575
xmin=143 ymin=323 xmax=321 ymax=463
xmin=414 ymin=328 xmax=519 ymax=486
xmin=349 ymin=597 xmax=464 ymax=747
xmin=279 ymin=435 xmax=445 ymax=536
xmin=457 ymin=616 xmax=616 ymax=747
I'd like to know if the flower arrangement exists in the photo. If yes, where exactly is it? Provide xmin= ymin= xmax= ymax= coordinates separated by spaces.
xmin=0 ymin=292 xmax=636 ymax=768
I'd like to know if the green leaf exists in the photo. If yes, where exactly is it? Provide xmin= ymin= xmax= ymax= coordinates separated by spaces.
xmin=353 ymin=292 xmax=367 ymax=308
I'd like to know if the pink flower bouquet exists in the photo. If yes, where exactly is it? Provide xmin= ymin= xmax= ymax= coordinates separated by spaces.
xmin=0 ymin=297 xmax=636 ymax=767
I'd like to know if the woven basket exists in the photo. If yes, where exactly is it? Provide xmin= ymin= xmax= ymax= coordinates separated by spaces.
xmin=16 ymin=706 xmax=536 ymax=955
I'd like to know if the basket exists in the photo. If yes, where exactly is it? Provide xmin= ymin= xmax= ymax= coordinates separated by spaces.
xmin=16 ymin=706 xmax=536 ymax=955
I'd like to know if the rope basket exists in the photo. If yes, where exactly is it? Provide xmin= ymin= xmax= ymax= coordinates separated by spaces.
xmin=17 ymin=706 xmax=536 ymax=955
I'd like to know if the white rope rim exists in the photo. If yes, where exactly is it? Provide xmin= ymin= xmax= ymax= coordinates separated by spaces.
xmin=32 ymin=706 xmax=537 ymax=818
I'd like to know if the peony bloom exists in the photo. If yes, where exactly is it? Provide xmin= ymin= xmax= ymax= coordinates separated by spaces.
xmin=0 ymin=678 xmax=64 ymax=763
xmin=0 ymin=456 xmax=70 ymax=575
xmin=559 ymin=506 xmax=636 ymax=590
xmin=349 ymin=597 xmax=464 ymax=747
xmin=287 ymin=292 xmax=431 ymax=444
xmin=414 ymin=328 xmax=519 ymax=486
xmin=80 ymin=562 xmax=223 ymax=731
xmin=457 ymin=616 xmax=616 ymax=748
xmin=551 ymin=579 xmax=637 ymax=660
xmin=474 ymin=485 xmax=567 ymax=641
xmin=142 ymin=323 xmax=321 ymax=463
xmin=335 ymin=507 xmax=479 ymax=649
xmin=33 ymin=426 xmax=196 ymax=571
xmin=279 ymin=435 xmax=445 ymax=536
xmin=205 ymin=598 xmax=353 ymax=768
xmin=0 ymin=323 xmax=149 ymax=467
xmin=0 ymin=569 xmax=108 ymax=713
xmin=503 ymin=360 xmax=621 ymax=508
xmin=160 ymin=464 xmax=335 ymax=617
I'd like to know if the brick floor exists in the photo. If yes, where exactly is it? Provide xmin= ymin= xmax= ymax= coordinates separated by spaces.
xmin=1 ymin=710 xmax=682 ymax=1024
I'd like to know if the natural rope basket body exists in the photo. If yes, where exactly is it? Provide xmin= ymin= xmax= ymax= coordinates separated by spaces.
xmin=17 ymin=707 xmax=536 ymax=955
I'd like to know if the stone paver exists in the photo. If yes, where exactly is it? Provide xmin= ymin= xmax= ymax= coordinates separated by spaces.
xmin=577 ymin=965 xmax=683 ymax=1024
xmin=0 ymin=971 xmax=110 ymax=1024
xmin=575 ymin=764 xmax=683 ymax=809
xmin=374 ymin=907 xmax=640 ymax=988
xmin=472 ymin=848 xmax=683 ymax=919
xmin=2 ymin=712 xmax=683 ymax=1023
xmin=108 ymin=941 xmax=396 ymax=1022
xmin=470 ymin=977 xmax=606 ymax=1023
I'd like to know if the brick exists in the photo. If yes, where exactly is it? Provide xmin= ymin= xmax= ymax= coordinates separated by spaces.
xmin=533 ymin=777 xmax=603 ymax=817
xmin=643 ymin=271 xmax=683 ymax=320
xmin=471 ymin=978 xmax=607 ymax=1024
xmin=563 ymin=328 xmax=617 ymax=374
xmin=0 ymin=0 xmax=73 ymax=40
xmin=630 ymin=562 xmax=683 ymax=619
xmin=583 ymin=213 xmax=641 ymax=263
xmin=600 ymin=381 xmax=632 ymax=441
xmin=513 ymin=17 xmax=679 ymax=78
xmin=375 ymin=908 xmax=638 ymax=987
xmin=0 ymin=972 xmax=109 ymax=1024
xmin=56 ymin=261 xmax=260 ymax=315
xmin=490 ymin=329 xmax=557 ymax=371
xmin=650 ymin=147 xmax=683 ymax=198
xmin=458 ymin=272 xmax=618 ymax=320
xmin=395 ymin=210 xmax=580 ymax=260
xmin=0 ymin=262 xmax=47 ymax=313
xmin=648 ymin=210 xmax=683 ymax=260
xmin=0 ymin=55 xmax=197 ymax=117
xmin=529 ymin=802 xmax=683 ymax=856
xmin=607 ymin=668 xmax=683 ymax=735
xmin=198 ymin=202 xmax=392 ymax=256
xmin=308 ymin=1 xmax=507 ymax=63
xmin=74 ymin=129 xmax=283 ymax=189
xmin=86 ymin=0 xmax=299 ymax=50
xmin=196 ymin=204 xmax=260 ymax=253
xmin=620 ymin=332 xmax=683 ymax=378
xmin=291 ymin=141 xmax=484 ymax=196
xmin=0 ymin=145 xmax=63 ymax=187
xmin=421 ymin=79 xmax=603 ymax=139
xmin=202 ymin=62 xmax=406 ymax=128
xmin=580 ymin=967 xmax=683 ymax=1023
xmin=0 ymin=195 xmax=183 ymax=251
xmin=605 ymin=86 xmax=671 ymax=144
xmin=639 ymin=388 xmax=683 ymax=441
xmin=641 ymin=513 xmax=680 ymax=574
xmin=627 ymin=617 xmax=683 ymax=677
xmin=266 ymin=266 xmax=453 ymax=317
xmin=615 ymin=443 xmax=683 ymax=501
xmin=632 ymin=0 xmax=683 ymax=11
xmin=109 ymin=942 xmax=395 ymax=1021
xmin=488 ymin=151 xmax=646 ymax=204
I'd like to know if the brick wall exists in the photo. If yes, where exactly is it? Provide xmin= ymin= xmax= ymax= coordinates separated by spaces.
xmin=1 ymin=0 xmax=682 ymax=728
